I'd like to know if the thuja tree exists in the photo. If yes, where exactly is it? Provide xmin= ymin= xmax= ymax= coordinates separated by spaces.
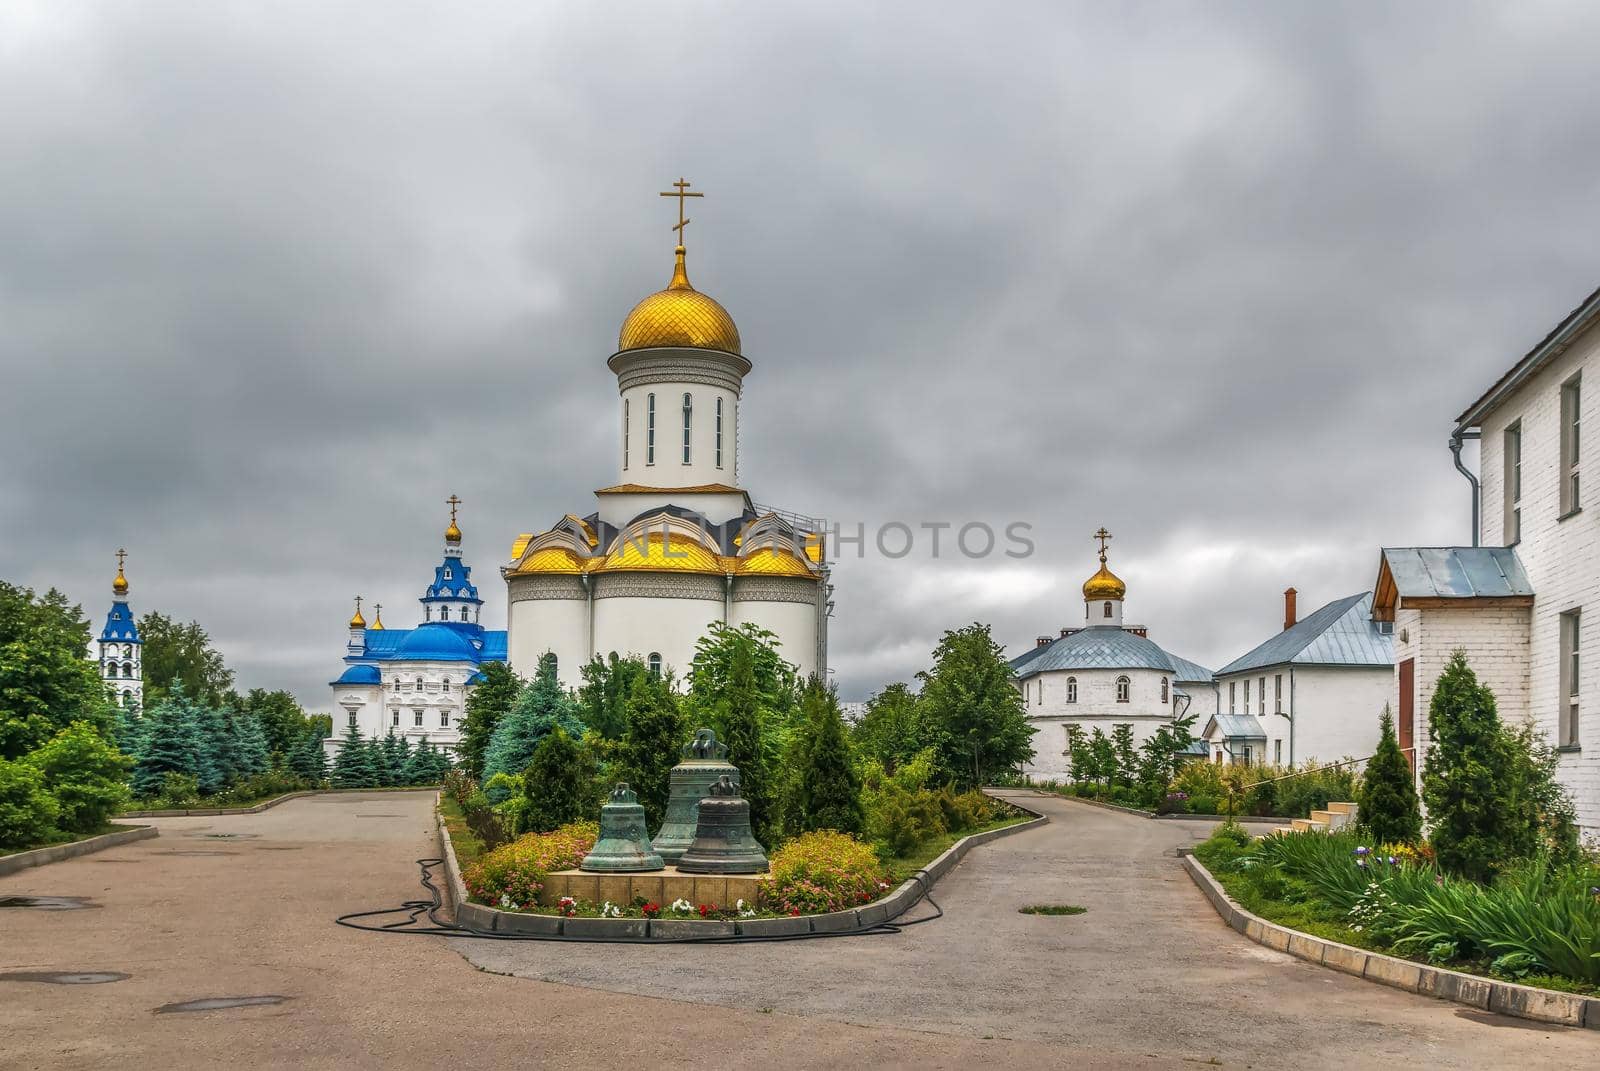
xmin=621 ymin=671 xmax=687 ymax=829
xmin=916 ymin=623 xmax=1035 ymax=788
xmin=579 ymin=653 xmax=649 ymax=741
xmin=782 ymin=677 xmax=863 ymax=835
xmin=1111 ymin=724 xmax=1138 ymax=787
xmin=707 ymin=635 xmax=777 ymax=843
xmin=1357 ymin=705 xmax=1421 ymax=845
xmin=482 ymin=653 xmax=584 ymax=797
xmin=1422 ymin=650 xmax=1515 ymax=883
xmin=518 ymin=728 xmax=593 ymax=832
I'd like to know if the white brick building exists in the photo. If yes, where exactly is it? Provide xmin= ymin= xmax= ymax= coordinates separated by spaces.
xmin=1379 ymin=284 xmax=1599 ymax=838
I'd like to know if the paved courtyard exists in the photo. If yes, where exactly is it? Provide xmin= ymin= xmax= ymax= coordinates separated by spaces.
xmin=2 ymin=789 xmax=1592 ymax=1068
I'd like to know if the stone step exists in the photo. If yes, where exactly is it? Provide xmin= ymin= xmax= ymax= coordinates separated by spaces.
xmin=1290 ymin=817 xmax=1328 ymax=833
xmin=1310 ymin=809 xmax=1338 ymax=827
xmin=1326 ymin=802 xmax=1358 ymax=815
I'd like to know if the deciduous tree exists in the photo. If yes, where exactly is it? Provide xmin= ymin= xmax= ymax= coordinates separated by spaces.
xmin=916 ymin=623 xmax=1035 ymax=788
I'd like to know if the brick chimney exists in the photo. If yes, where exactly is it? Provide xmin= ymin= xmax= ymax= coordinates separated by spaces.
xmin=1284 ymin=587 xmax=1298 ymax=631
xmin=1036 ymin=635 xmax=1053 ymax=648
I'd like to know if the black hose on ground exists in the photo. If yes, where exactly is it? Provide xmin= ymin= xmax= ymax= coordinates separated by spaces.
xmin=335 ymin=858 xmax=943 ymax=945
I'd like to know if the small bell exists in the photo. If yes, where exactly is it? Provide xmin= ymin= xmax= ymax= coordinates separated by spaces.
xmin=652 ymin=728 xmax=741 ymax=863
xmin=677 ymin=774 xmax=768 ymax=875
xmin=581 ymin=782 xmax=665 ymax=873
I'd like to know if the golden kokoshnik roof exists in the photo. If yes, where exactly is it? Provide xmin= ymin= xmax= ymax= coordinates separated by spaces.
xmin=510 ymin=533 xmax=817 ymax=579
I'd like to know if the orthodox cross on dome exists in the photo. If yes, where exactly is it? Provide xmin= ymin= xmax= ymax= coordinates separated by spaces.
xmin=447 ymin=494 xmax=462 ymax=525
xmin=115 ymin=548 xmax=127 ymax=571
xmin=659 ymin=177 xmax=703 ymax=250
xmin=1094 ymin=527 xmax=1113 ymax=563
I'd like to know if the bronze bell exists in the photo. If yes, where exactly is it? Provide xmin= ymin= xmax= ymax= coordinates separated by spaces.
xmin=581 ymin=782 xmax=665 ymax=873
xmin=676 ymin=774 xmax=768 ymax=875
xmin=652 ymin=728 xmax=741 ymax=863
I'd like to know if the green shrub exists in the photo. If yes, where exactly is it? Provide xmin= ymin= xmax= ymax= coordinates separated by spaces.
xmin=151 ymin=772 xmax=202 ymax=808
xmin=23 ymin=721 xmax=131 ymax=833
xmin=1357 ymin=706 xmax=1421 ymax=845
xmin=0 ymin=758 xmax=59 ymax=849
xmin=211 ymin=768 xmax=310 ymax=807
xmin=936 ymin=788 xmax=995 ymax=832
xmin=1187 ymin=794 xmax=1220 ymax=816
xmin=462 ymin=820 xmax=598 ymax=909
xmin=516 ymin=728 xmax=594 ymax=834
xmin=1422 ymin=650 xmax=1515 ymax=882
xmin=758 ymin=830 xmax=889 ymax=915
xmin=461 ymin=789 xmax=510 ymax=852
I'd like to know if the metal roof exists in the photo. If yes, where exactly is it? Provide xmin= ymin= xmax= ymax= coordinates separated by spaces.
xmin=1010 ymin=626 xmax=1177 ymax=678
xmin=1379 ymin=547 xmax=1534 ymax=599
xmin=1167 ymin=653 xmax=1215 ymax=683
xmin=1456 ymin=282 xmax=1600 ymax=430
xmin=1205 ymin=713 xmax=1267 ymax=740
xmin=1216 ymin=592 xmax=1393 ymax=676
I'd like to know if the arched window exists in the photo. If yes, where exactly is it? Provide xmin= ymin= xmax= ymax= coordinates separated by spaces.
xmin=416 ymin=677 xmax=425 ymax=691
xmin=682 ymin=392 xmax=693 ymax=464
xmin=1103 ymin=601 xmax=1113 ymax=618
xmin=1035 ymin=679 xmax=1042 ymax=706
xmin=121 ymin=689 xmax=132 ymax=706
xmin=715 ymin=397 xmax=724 ymax=468
xmin=443 ymin=567 xmax=453 ymax=580
xmin=1160 ymin=676 xmax=1169 ymax=703
xmin=1066 ymin=677 xmax=1077 ymax=703
xmin=459 ymin=606 xmax=469 ymax=621
xmin=424 ymin=606 xmax=431 ymax=621
xmin=646 ymin=393 xmax=656 ymax=464
xmin=442 ymin=678 xmax=451 ymax=693
xmin=648 ymin=652 xmax=662 ymax=677
xmin=1116 ymin=675 xmax=1130 ymax=703
xmin=623 ymin=398 xmax=630 ymax=469
xmin=123 ymin=662 xmax=134 ymax=679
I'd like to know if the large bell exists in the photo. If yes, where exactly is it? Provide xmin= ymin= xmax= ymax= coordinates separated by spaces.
xmin=580 ymin=782 xmax=665 ymax=873
xmin=676 ymin=774 xmax=768 ymax=875
xmin=652 ymin=728 xmax=741 ymax=863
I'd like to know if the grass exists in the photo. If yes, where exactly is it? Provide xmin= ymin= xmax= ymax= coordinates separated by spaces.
xmin=883 ymin=812 xmax=1029 ymax=878
xmin=1019 ymin=904 xmax=1086 ymax=916
xmin=0 ymin=822 xmax=134 ymax=857
xmin=437 ymin=792 xmax=486 ymax=869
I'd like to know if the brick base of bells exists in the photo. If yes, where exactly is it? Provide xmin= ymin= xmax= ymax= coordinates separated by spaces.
xmin=541 ymin=865 xmax=769 ymax=911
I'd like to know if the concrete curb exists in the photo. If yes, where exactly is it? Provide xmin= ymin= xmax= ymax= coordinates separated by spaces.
xmin=434 ymin=792 xmax=1048 ymax=941
xmin=1026 ymin=792 xmax=1279 ymax=824
xmin=1182 ymin=853 xmax=1599 ymax=1030
xmin=0 ymin=824 xmax=158 ymax=876
xmin=121 ymin=785 xmax=443 ymax=818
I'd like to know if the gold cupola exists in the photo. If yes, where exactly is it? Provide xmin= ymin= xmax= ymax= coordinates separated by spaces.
xmin=1082 ymin=527 xmax=1126 ymax=601
xmin=112 ymin=548 xmax=129 ymax=596
xmin=617 ymin=245 xmax=741 ymax=355
xmin=370 ymin=603 xmax=385 ymax=631
xmin=348 ymin=595 xmax=366 ymax=630
xmin=445 ymin=494 xmax=463 ymax=545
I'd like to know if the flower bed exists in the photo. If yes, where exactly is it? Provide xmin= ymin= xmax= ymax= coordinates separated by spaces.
xmin=759 ymin=831 xmax=893 ymax=915
xmin=461 ymin=821 xmax=598 ymax=911
xmin=1195 ymin=824 xmax=1600 ymax=994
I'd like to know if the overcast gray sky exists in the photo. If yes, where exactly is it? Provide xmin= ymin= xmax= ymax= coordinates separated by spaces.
xmin=4 ymin=1 xmax=1598 ymax=707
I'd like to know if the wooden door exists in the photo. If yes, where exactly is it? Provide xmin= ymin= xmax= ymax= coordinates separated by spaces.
xmin=1398 ymin=658 xmax=1415 ymax=771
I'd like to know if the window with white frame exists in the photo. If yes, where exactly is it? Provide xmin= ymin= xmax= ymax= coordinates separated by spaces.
xmin=1274 ymin=674 xmax=1283 ymax=714
xmin=392 ymin=709 xmax=400 ymax=727
xmin=648 ymin=652 xmax=662 ymax=677
xmin=1243 ymin=678 xmax=1250 ymax=711
xmin=347 ymin=710 xmax=358 ymax=728
xmin=1229 ymin=680 xmax=1236 ymax=714
xmin=682 ymin=392 xmax=693 ymax=464
xmin=1066 ymin=676 xmax=1077 ymax=703
xmin=1274 ymin=739 xmax=1282 ymax=765
xmin=1160 ymin=676 xmax=1169 ymax=703
xmin=414 ymin=709 xmax=424 ymax=727
xmin=1102 ymin=600 xmax=1113 ymax=618
xmin=1258 ymin=676 xmax=1266 ymax=716
xmin=646 ymin=393 xmax=656 ymax=464
xmin=1115 ymin=675 xmax=1130 ymax=703
xmin=440 ymin=710 xmax=451 ymax=728
xmin=1560 ymin=608 xmax=1581 ymax=748
xmin=1561 ymin=374 xmax=1581 ymax=516
xmin=1504 ymin=420 xmax=1522 ymax=543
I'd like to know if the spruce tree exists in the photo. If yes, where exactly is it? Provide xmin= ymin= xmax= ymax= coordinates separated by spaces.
xmin=131 ymin=686 xmax=204 ymax=798
xmin=1422 ymin=650 xmax=1512 ymax=882
xmin=783 ymin=678 xmax=863 ymax=835
xmin=379 ymin=731 xmax=406 ymax=787
xmin=482 ymin=653 xmax=584 ymax=797
xmin=394 ymin=734 xmax=413 ymax=785
xmin=362 ymin=736 xmax=387 ymax=786
xmin=289 ymin=729 xmax=328 ymax=784
xmin=519 ymin=727 xmax=593 ymax=832
xmin=621 ymin=672 xmax=688 ymax=829
xmin=1357 ymin=705 xmax=1422 ymax=845
xmin=403 ymin=736 xmax=435 ymax=785
xmin=233 ymin=712 xmax=270 ymax=778
xmin=458 ymin=661 xmax=521 ymax=779
xmin=190 ymin=701 xmax=234 ymax=794
xmin=331 ymin=723 xmax=377 ymax=788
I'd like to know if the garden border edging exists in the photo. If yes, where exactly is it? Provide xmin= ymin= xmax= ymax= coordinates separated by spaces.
xmin=121 ymin=784 xmax=443 ymax=818
xmin=1037 ymin=792 xmax=1280 ymax=824
xmin=437 ymin=791 xmax=1047 ymax=940
xmin=0 ymin=824 xmax=158 ymax=876
xmin=1182 ymin=851 xmax=1600 ymax=1030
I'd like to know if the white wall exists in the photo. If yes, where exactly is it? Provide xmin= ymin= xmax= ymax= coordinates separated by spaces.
xmin=1475 ymin=324 xmax=1599 ymax=836
xmin=507 ymin=594 xmax=590 ymax=689
xmin=329 ymin=658 xmax=471 ymax=756
xmin=618 ymin=383 xmax=738 ymax=489
xmin=731 ymin=597 xmax=820 ymax=681
xmin=1216 ymin=664 xmax=1389 ymax=768
xmin=1019 ymin=666 xmax=1181 ymax=780
xmin=591 ymin=594 xmax=724 ymax=685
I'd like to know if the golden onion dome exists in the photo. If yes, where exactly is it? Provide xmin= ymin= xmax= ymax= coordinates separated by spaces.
xmin=112 ymin=568 xmax=129 ymax=596
xmin=1083 ymin=563 xmax=1126 ymax=601
xmin=618 ymin=247 xmax=741 ymax=355
xmin=445 ymin=521 xmax=462 ymax=544
xmin=348 ymin=596 xmax=366 ymax=629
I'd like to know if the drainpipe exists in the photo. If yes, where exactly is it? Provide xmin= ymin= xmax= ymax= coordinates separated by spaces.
xmin=1449 ymin=429 xmax=1482 ymax=547
xmin=1288 ymin=666 xmax=1296 ymax=767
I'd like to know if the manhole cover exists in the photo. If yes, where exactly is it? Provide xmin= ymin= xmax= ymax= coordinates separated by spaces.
xmin=0 ymin=970 xmax=128 ymax=985
xmin=254 ymin=846 xmax=302 ymax=851
xmin=0 ymin=895 xmax=96 ymax=910
xmin=91 ymin=859 xmax=140 ymax=864
xmin=194 ymin=833 xmax=258 ymax=840
xmin=156 ymin=995 xmax=289 ymax=1013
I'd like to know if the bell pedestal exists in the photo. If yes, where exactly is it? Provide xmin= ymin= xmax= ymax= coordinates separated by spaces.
xmin=540 ymin=865 xmax=769 ymax=909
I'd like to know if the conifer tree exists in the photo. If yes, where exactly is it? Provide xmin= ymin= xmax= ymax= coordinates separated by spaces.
xmin=362 ymin=736 xmax=387 ymax=786
xmin=131 ymin=685 xmax=205 ymax=798
xmin=1422 ymin=650 xmax=1512 ymax=882
xmin=379 ymin=731 xmax=406 ymax=787
xmin=331 ymin=723 xmax=377 ymax=788
xmin=1357 ymin=705 xmax=1421 ymax=845
xmin=394 ymin=734 xmax=413 ymax=784
xmin=233 ymin=712 xmax=270 ymax=778
xmin=712 ymin=637 xmax=775 ymax=843
xmin=458 ymin=661 xmax=521 ymax=779
xmin=482 ymin=654 xmax=584 ymax=797
xmin=621 ymin=672 xmax=688 ymax=829
xmin=519 ymin=727 xmax=593 ymax=832
xmin=783 ymin=678 xmax=863 ymax=835
xmin=403 ymin=736 xmax=435 ymax=785
xmin=289 ymin=729 xmax=328 ymax=784
xmin=190 ymin=701 xmax=234 ymax=794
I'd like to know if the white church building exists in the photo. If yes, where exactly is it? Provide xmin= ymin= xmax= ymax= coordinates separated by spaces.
xmin=1010 ymin=532 xmax=1215 ymax=781
xmin=503 ymin=183 xmax=829 ymax=688
xmin=1377 ymin=282 xmax=1600 ymax=838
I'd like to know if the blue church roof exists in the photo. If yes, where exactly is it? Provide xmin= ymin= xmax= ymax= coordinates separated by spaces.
xmin=331 ymin=664 xmax=383 ymax=686
xmin=100 ymin=601 xmax=140 ymax=643
xmin=392 ymin=623 xmax=484 ymax=662
xmin=424 ymin=556 xmax=482 ymax=602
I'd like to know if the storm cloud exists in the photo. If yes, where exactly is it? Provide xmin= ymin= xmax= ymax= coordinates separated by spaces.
xmin=3 ymin=1 xmax=1598 ymax=705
